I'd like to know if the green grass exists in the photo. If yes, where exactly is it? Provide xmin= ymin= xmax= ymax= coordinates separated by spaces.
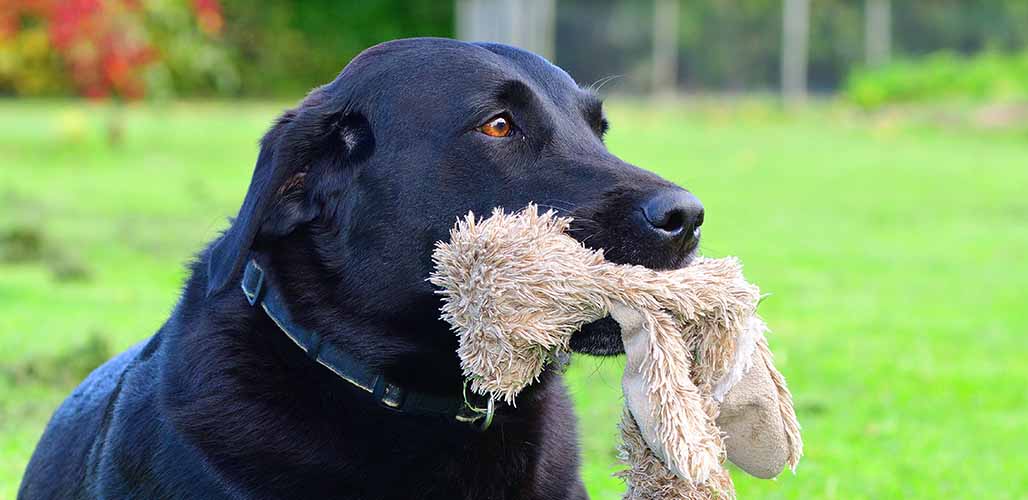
xmin=1 ymin=99 xmax=1026 ymax=499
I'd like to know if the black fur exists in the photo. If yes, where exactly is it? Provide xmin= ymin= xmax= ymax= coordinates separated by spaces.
xmin=19 ymin=38 xmax=700 ymax=499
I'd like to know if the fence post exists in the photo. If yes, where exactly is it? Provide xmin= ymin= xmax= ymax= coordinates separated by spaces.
xmin=781 ymin=0 xmax=810 ymax=105
xmin=865 ymin=0 xmax=891 ymax=67
xmin=455 ymin=0 xmax=555 ymax=61
xmin=652 ymin=0 xmax=679 ymax=97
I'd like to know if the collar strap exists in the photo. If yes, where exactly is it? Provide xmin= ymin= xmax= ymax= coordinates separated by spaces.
xmin=241 ymin=259 xmax=494 ymax=430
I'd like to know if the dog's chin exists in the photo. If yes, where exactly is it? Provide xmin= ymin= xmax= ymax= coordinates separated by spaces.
xmin=569 ymin=317 xmax=625 ymax=356
xmin=569 ymin=247 xmax=698 ymax=356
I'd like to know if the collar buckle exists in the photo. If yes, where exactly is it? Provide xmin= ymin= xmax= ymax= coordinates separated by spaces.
xmin=241 ymin=260 xmax=265 ymax=306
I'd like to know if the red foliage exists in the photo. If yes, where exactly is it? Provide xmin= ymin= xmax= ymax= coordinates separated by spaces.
xmin=193 ymin=0 xmax=223 ymax=37
xmin=48 ymin=0 xmax=156 ymax=99
xmin=0 ymin=0 xmax=53 ymax=39
xmin=2 ymin=0 xmax=223 ymax=99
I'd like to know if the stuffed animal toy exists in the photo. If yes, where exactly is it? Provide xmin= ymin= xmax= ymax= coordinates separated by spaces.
xmin=430 ymin=205 xmax=802 ymax=499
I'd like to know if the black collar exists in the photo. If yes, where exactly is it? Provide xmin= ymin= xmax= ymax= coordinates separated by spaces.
xmin=241 ymin=259 xmax=494 ymax=430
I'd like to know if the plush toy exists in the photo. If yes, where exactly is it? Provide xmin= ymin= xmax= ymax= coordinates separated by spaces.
xmin=430 ymin=205 xmax=802 ymax=499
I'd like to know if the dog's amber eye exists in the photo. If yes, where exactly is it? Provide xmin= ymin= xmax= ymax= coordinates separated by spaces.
xmin=477 ymin=113 xmax=514 ymax=137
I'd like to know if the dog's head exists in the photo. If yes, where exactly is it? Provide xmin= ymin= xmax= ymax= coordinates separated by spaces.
xmin=206 ymin=38 xmax=704 ymax=361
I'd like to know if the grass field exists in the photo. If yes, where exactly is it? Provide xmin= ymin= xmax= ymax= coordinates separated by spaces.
xmin=1 ymin=99 xmax=1026 ymax=499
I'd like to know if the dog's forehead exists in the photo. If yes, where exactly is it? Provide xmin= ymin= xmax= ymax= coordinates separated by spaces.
xmin=332 ymin=38 xmax=585 ymax=111
xmin=471 ymin=41 xmax=580 ymax=93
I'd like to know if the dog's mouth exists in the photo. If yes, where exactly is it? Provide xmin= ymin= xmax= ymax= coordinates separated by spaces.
xmin=568 ymin=238 xmax=700 ymax=356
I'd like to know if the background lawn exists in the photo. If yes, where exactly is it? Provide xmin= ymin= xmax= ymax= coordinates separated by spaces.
xmin=1 ymin=100 xmax=1025 ymax=499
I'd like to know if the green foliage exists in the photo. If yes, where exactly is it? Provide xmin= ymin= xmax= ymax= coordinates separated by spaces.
xmin=0 ymin=0 xmax=454 ymax=98
xmin=8 ymin=1 xmax=1028 ymax=97
xmin=675 ymin=0 xmax=785 ymax=91
xmin=143 ymin=0 xmax=241 ymax=98
xmin=891 ymin=0 xmax=1028 ymax=55
xmin=670 ymin=0 xmax=1028 ymax=92
xmin=219 ymin=0 xmax=453 ymax=96
xmin=0 ymin=25 xmax=68 ymax=96
xmin=846 ymin=51 xmax=1028 ymax=108
xmin=0 ymin=0 xmax=231 ymax=99
xmin=2 ymin=100 xmax=1027 ymax=498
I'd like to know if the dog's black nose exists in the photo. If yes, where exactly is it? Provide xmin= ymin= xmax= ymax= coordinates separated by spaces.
xmin=640 ymin=189 xmax=704 ymax=240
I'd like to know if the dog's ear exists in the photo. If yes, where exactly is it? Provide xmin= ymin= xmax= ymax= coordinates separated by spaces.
xmin=205 ymin=110 xmax=306 ymax=297
xmin=206 ymin=95 xmax=372 ymax=297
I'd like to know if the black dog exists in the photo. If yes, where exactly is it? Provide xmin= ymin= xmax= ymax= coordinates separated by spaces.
xmin=20 ymin=38 xmax=704 ymax=499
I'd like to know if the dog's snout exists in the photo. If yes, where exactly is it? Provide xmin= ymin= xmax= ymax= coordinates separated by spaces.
xmin=640 ymin=189 xmax=704 ymax=240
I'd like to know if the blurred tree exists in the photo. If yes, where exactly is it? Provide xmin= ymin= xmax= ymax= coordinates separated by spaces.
xmin=48 ymin=0 xmax=157 ymax=100
xmin=674 ymin=0 xmax=1028 ymax=93
xmin=142 ymin=0 xmax=239 ymax=98
xmin=892 ymin=0 xmax=1028 ymax=55
xmin=674 ymin=0 xmax=864 ymax=93
xmin=676 ymin=0 xmax=781 ymax=92
xmin=219 ymin=0 xmax=453 ymax=96
xmin=3 ymin=0 xmax=1028 ymax=98
xmin=0 ymin=2 xmax=68 ymax=95
xmin=0 ymin=0 xmax=232 ymax=100
xmin=807 ymin=0 xmax=863 ymax=91
xmin=0 ymin=0 xmax=232 ymax=145
xmin=47 ymin=0 xmax=160 ymax=144
xmin=556 ymin=0 xmax=654 ymax=93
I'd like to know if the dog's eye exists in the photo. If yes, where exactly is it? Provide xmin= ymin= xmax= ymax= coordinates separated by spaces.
xmin=477 ymin=113 xmax=514 ymax=138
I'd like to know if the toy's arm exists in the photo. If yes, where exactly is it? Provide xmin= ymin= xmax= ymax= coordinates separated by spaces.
xmin=612 ymin=303 xmax=725 ymax=484
xmin=714 ymin=317 xmax=803 ymax=478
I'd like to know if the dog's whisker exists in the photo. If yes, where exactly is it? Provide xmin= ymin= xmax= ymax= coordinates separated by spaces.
xmin=535 ymin=200 xmax=580 ymax=216
xmin=566 ymin=219 xmax=601 ymax=230
xmin=587 ymin=74 xmax=624 ymax=93
xmin=535 ymin=203 xmax=574 ymax=216
xmin=697 ymin=243 xmax=722 ymax=258
xmin=578 ymin=234 xmax=596 ymax=245
xmin=544 ymin=198 xmax=578 ymax=209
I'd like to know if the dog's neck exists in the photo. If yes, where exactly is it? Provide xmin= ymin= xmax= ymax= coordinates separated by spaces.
xmin=154 ymin=243 xmax=566 ymax=496
xmin=249 ymin=243 xmax=466 ymax=398
xmin=174 ymin=228 xmax=561 ymax=428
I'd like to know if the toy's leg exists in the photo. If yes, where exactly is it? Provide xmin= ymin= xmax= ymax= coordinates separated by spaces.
xmin=616 ymin=409 xmax=736 ymax=500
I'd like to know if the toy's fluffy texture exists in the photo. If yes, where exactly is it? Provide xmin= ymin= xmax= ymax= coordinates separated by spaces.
xmin=430 ymin=205 xmax=802 ymax=499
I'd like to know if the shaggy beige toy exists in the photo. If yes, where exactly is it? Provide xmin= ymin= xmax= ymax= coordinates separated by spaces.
xmin=430 ymin=205 xmax=802 ymax=499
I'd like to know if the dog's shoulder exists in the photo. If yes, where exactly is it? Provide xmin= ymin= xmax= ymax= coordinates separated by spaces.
xmin=19 ymin=338 xmax=151 ymax=498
